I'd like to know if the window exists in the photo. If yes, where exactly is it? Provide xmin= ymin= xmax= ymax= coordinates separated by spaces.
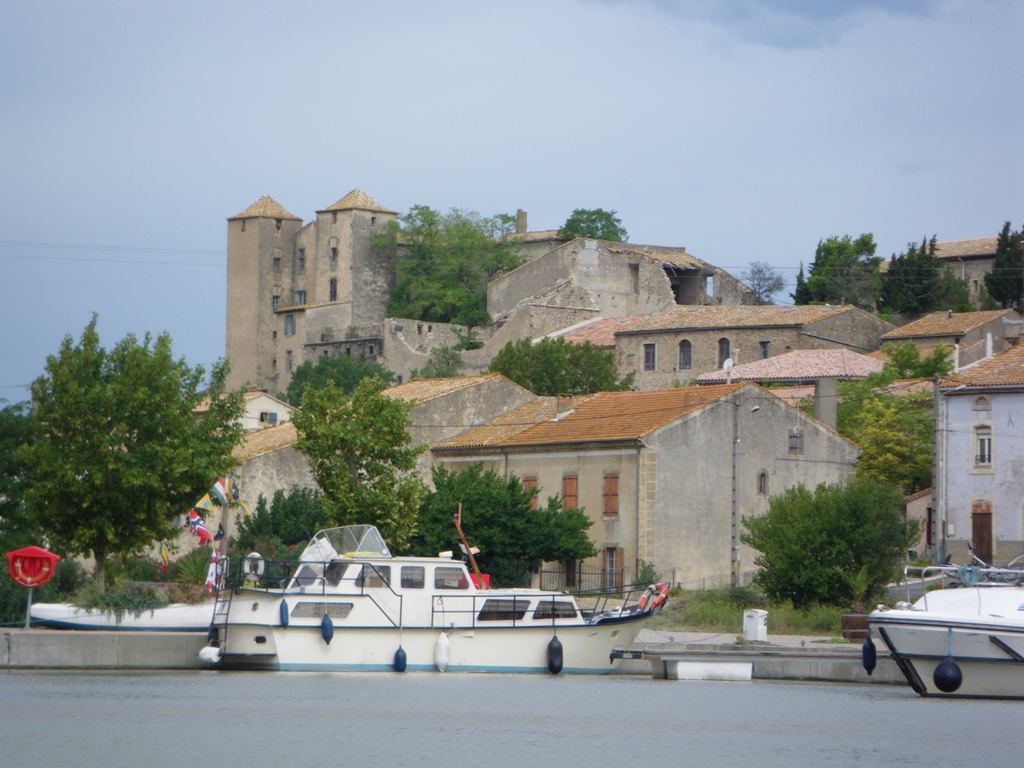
xmin=324 ymin=561 xmax=350 ymax=587
xmin=718 ymin=338 xmax=732 ymax=368
xmin=295 ymin=290 xmax=306 ymax=306
xmin=434 ymin=566 xmax=470 ymax=590
xmin=603 ymin=472 xmax=619 ymax=517
xmin=283 ymin=314 xmax=296 ymax=336
xmin=973 ymin=396 xmax=991 ymax=411
xmin=274 ymin=218 xmax=282 ymax=232
xmin=330 ymin=246 xmax=338 ymax=262
xmin=975 ymin=425 xmax=992 ymax=467
xmin=522 ymin=475 xmax=538 ymax=511
xmin=533 ymin=601 xmax=578 ymax=620
xmin=289 ymin=602 xmax=352 ymax=619
xmin=259 ymin=411 xmax=278 ymax=424
xmin=284 ymin=350 xmax=293 ymax=372
xmin=562 ymin=474 xmax=578 ymax=510
xmin=604 ymin=547 xmax=622 ymax=589
xmin=355 ymin=565 xmax=391 ymax=588
xmin=644 ymin=343 xmax=656 ymax=372
xmin=272 ymin=296 xmax=280 ymax=311
xmin=273 ymin=257 xmax=281 ymax=272
xmin=759 ymin=341 xmax=770 ymax=359
xmin=757 ymin=471 xmax=769 ymax=496
xmin=329 ymin=278 xmax=338 ymax=302
xmin=297 ymin=248 xmax=305 ymax=272
xmin=477 ymin=598 xmax=530 ymax=622
xmin=401 ymin=566 xmax=425 ymax=589
xmin=788 ymin=429 xmax=803 ymax=454
xmin=678 ymin=340 xmax=692 ymax=370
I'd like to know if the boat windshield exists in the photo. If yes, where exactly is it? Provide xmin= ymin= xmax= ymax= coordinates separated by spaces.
xmin=298 ymin=525 xmax=392 ymax=563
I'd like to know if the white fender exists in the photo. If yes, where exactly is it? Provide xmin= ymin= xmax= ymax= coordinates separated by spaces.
xmin=434 ymin=631 xmax=451 ymax=672
xmin=198 ymin=645 xmax=222 ymax=665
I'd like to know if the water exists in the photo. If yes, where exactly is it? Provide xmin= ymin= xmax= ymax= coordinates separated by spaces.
xmin=1 ymin=671 xmax=1015 ymax=767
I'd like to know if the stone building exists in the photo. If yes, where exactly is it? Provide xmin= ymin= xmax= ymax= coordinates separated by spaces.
xmin=431 ymin=382 xmax=860 ymax=589
xmin=880 ymin=309 xmax=1022 ymax=370
xmin=881 ymin=236 xmax=999 ymax=308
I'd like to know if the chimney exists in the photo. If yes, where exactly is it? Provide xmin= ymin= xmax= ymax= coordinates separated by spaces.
xmin=947 ymin=309 xmax=953 ymax=318
xmin=516 ymin=209 xmax=527 ymax=235
xmin=555 ymin=394 xmax=573 ymax=418
xmin=814 ymin=378 xmax=838 ymax=431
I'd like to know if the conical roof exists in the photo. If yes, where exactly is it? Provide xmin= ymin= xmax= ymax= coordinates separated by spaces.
xmin=230 ymin=195 xmax=302 ymax=221
xmin=319 ymin=188 xmax=397 ymax=215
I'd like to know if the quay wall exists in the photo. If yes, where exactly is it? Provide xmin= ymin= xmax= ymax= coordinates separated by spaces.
xmin=1 ymin=630 xmax=207 ymax=670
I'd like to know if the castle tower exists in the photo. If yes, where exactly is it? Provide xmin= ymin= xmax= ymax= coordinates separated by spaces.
xmin=226 ymin=195 xmax=304 ymax=393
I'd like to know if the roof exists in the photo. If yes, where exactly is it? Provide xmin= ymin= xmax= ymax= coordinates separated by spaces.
xmin=768 ymin=378 xmax=932 ymax=407
xmin=618 ymin=305 xmax=854 ymax=334
xmin=230 ymin=195 xmax=302 ymax=221
xmin=697 ymin=349 xmax=883 ymax=383
xmin=385 ymin=374 xmax=506 ymax=403
xmin=881 ymin=310 xmax=1018 ymax=340
xmin=935 ymin=237 xmax=998 ymax=260
xmin=233 ymin=423 xmax=298 ymax=461
xmin=318 ymin=188 xmax=397 ymax=215
xmin=940 ymin=343 xmax=1024 ymax=388
xmin=434 ymin=397 xmax=586 ymax=449
xmin=436 ymin=383 xmax=746 ymax=451
xmin=555 ymin=316 xmax=639 ymax=348
xmin=602 ymin=243 xmax=708 ymax=271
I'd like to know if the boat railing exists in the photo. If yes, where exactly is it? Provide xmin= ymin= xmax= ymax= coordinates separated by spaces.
xmin=900 ymin=562 xmax=1024 ymax=611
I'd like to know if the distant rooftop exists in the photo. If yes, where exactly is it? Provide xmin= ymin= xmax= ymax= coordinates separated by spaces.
xmin=882 ymin=310 xmax=1019 ymax=340
xmin=697 ymin=349 xmax=883 ymax=383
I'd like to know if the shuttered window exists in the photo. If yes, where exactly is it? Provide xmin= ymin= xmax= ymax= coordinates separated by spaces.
xmin=603 ymin=472 xmax=619 ymax=517
xmin=562 ymin=474 xmax=578 ymax=510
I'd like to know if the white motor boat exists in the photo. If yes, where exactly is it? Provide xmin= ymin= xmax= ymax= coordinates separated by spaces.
xmin=868 ymin=564 xmax=1024 ymax=699
xmin=200 ymin=524 xmax=667 ymax=674
xmin=30 ymin=601 xmax=215 ymax=632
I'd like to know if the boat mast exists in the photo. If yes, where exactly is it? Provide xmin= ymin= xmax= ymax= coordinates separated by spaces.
xmin=454 ymin=502 xmax=484 ymax=585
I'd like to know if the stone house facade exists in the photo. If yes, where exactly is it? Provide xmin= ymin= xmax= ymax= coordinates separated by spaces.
xmin=880 ymin=309 xmax=1023 ymax=370
xmin=933 ymin=344 xmax=1024 ymax=566
xmin=614 ymin=305 xmax=893 ymax=389
xmin=431 ymin=382 xmax=860 ymax=589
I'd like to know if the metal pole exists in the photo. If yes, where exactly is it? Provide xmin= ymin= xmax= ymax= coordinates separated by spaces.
xmin=731 ymin=400 xmax=739 ymax=587
xmin=24 ymin=586 xmax=34 ymax=629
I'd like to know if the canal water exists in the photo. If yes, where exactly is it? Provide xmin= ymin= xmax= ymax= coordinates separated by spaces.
xmin=1 ymin=671 xmax=1013 ymax=766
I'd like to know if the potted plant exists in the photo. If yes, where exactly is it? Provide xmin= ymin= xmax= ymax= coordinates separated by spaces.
xmin=841 ymin=564 xmax=871 ymax=640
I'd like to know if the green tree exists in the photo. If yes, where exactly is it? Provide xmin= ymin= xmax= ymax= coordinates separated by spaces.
xmin=286 ymin=352 xmax=394 ymax=407
xmin=852 ymin=397 xmax=933 ymax=493
xmin=487 ymin=337 xmax=634 ymax=396
xmin=558 ymin=208 xmax=628 ymax=242
xmin=877 ymin=340 xmax=953 ymax=380
xmin=412 ymin=345 xmax=463 ymax=379
xmin=984 ymin=221 xmax=1023 ymax=310
xmin=880 ymin=236 xmax=971 ymax=315
xmin=411 ymin=464 xmax=596 ymax=587
xmin=806 ymin=233 xmax=882 ymax=309
xmin=292 ymin=376 xmax=427 ymax=551
xmin=21 ymin=317 xmax=245 ymax=586
xmin=232 ymin=486 xmax=329 ymax=554
xmin=0 ymin=400 xmax=44 ymax=552
xmin=742 ymin=261 xmax=786 ymax=305
xmin=379 ymin=205 xmax=524 ymax=327
xmin=741 ymin=477 xmax=917 ymax=610
xmin=791 ymin=262 xmax=813 ymax=304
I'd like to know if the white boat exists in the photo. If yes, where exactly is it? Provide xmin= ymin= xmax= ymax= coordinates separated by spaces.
xmin=868 ymin=564 xmax=1024 ymax=700
xmin=200 ymin=524 xmax=667 ymax=674
xmin=30 ymin=601 xmax=215 ymax=632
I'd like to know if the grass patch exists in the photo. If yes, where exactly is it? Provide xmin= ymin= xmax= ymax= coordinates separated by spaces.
xmin=647 ymin=586 xmax=844 ymax=636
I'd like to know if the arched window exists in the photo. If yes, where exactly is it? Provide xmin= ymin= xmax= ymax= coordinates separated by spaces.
xmin=757 ymin=471 xmax=769 ymax=496
xmin=678 ymin=340 xmax=692 ymax=370
xmin=718 ymin=338 xmax=732 ymax=368
xmin=973 ymin=396 xmax=991 ymax=411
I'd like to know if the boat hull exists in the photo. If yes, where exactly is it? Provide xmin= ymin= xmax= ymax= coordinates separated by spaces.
xmin=869 ymin=586 xmax=1024 ymax=700
xmin=30 ymin=602 xmax=215 ymax=632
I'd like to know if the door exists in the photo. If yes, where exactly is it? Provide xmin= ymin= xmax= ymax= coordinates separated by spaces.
xmin=971 ymin=500 xmax=993 ymax=564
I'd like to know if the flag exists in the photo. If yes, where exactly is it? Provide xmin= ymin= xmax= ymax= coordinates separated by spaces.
xmin=159 ymin=542 xmax=169 ymax=573
xmin=238 ymin=500 xmax=251 ymax=517
xmin=194 ymin=493 xmax=215 ymax=512
xmin=214 ymin=522 xmax=225 ymax=542
xmin=188 ymin=510 xmax=213 ymax=546
xmin=211 ymin=477 xmax=230 ymax=506
xmin=205 ymin=550 xmax=220 ymax=594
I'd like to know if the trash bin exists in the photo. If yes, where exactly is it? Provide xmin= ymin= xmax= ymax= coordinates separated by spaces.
xmin=743 ymin=609 xmax=768 ymax=642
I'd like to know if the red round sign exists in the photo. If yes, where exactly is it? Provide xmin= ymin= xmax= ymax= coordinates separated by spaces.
xmin=6 ymin=546 xmax=61 ymax=588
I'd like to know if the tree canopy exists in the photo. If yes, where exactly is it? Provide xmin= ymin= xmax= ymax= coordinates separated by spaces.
xmin=292 ymin=376 xmax=427 ymax=551
xmin=412 ymin=345 xmax=463 ymax=379
xmin=742 ymin=477 xmax=917 ymax=610
xmin=879 ymin=236 xmax=970 ymax=315
xmin=232 ymin=486 xmax=329 ymax=555
xmin=21 ymin=317 xmax=245 ymax=584
xmin=557 ymin=208 xmax=628 ymax=242
xmin=378 ymin=205 xmax=524 ymax=327
xmin=286 ymin=352 xmax=394 ymax=407
xmin=410 ymin=464 xmax=597 ymax=587
xmin=984 ymin=221 xmax=1023 ymax=310
xmin=487 ymin=337 xmax=634 ymax=396
xmin=803 ymin=234 xmax=882 ymax=308
xmin=0 ymin=400 xmax=43 ymax=552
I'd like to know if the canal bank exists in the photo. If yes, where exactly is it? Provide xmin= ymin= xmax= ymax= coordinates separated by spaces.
xmin=1 ymin=627 xmax=902 ymax=684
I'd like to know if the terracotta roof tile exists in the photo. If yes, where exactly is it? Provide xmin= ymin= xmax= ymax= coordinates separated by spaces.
xmin=556 ymin=317 xmax=640 ymax=348
xmin=619 ymin=305 xmax=853 ymax=334
xmin=385 ymin=374 xmax=504 ymax=403
xmin=697 ymin=349 xmax=883 ymax=383
xmin=603 ymin=243 xmax=708 ymax=270
xmin=233 ymin=423 xmax=298 ymax=461
xmin=934 ymin=237 xmax=998 ymax=259
xmin=230 ymin=195 xmax=302 ymax=221
xmin=435 ymin=397 xmax=588 ymax=449
xmin=319 ymin=188 xmax=397 ymax=215
xmin=940 ymin=343 xmax=1024 ymax=387
xmin=881 ymin=310 xmax=1017 ymax=340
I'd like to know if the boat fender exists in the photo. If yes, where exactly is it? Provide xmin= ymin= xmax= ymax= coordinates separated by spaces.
xmin=280 ymin=599 xmax=289 ymax=628
xmin=637 ymin=586 xmax=654 ymax=612
xmin=394 ymin=646 xmax=407 ymax=672
xmin=649 ymin=583 xmax=670 ymax=611
xmin=434 ymin=631 xmax=450 ymax=672
xmin=198 ymin=645 xmax=222 ymax=665
xmin=861 ymin=629 xmax=876 ymax=676
xmin=244 ymin=552 xmax=265 ymax=581
xmin=933 ymin=627 xmax=962 ymax=693
xmin=547 ymin=635 xmax=563 ymax=675
xmin=321 ymin=613 xmax=334 ymax=645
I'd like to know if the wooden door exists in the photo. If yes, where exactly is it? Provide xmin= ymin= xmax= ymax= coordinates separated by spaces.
xmin=971 ymin=500 xmax=993 ymax=564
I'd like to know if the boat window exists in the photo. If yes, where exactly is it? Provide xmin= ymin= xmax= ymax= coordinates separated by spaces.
xmin=478 ymin=598 xmax=531 ymax=621
xmin=533 ymin=601 xmax=578 ymax=620
xmin=293 ymin=565 xmax=321 ymax=588
xmin=324 ymin=561 xmax=350 ymax=587
xmin=355 ymin=565 xmax=391 ymax=588
xmin=401 ymin=566 xmax=425 ymax=589
xmin=290 ymin=602 xmax=353 ymax=619
xmin=434 ymin=566 xmax=470 ymax=590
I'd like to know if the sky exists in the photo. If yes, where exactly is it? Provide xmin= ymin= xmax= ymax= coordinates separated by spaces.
xmin=1 ymin=0 xmax=1021 ymax=400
